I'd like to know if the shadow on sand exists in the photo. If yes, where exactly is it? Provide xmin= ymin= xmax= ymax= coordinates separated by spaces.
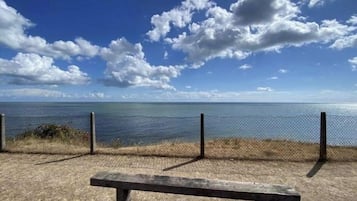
xmin=306 ymin=160 xmax=326 ymax=178
xmin=163 ymin=156 xmax=202 ymax=171
xmin=35 ymin=154 xmax=89 ymax=165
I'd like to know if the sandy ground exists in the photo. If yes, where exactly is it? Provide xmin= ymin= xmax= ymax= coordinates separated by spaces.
xmin=0 ymin=153 xmax=356 ymax=201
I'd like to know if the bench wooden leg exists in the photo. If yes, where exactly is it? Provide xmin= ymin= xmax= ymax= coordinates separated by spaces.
xmin=116 ymin=189 xmax=131 ymax=201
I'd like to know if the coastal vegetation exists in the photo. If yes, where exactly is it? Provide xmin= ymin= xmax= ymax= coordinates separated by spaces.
xmin=15 ymin=124 xmax=89 ymax=144
xmin=7 ymin=124 xmax=89 ymax=154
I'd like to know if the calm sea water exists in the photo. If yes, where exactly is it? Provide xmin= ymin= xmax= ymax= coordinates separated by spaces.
xmin=1 ymin=102 xmax=357 ymax=146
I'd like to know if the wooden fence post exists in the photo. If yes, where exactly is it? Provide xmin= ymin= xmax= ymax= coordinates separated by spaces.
xmin=90 ymin=112 xmax=96 ymax=155
xmin=319 ymin=112 xmax=327 ymax=161
xmin=0 ymin=114 xmax=5 ymax=152
xmin=200 ymin=113 xmax=205 ymax=158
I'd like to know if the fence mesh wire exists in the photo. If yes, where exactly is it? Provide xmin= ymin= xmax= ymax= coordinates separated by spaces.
xmin=93 ymin=114 xmax=200 ymax=157
xmin=4 ymin=114 xmax=90 ymax=154
xmin=205 ymin=115 xmax=321 ymax=161
xmin=2 ymin=112 xmax=357 ymax=161
xmin=327 ymin=115 xmax=357 ymax=161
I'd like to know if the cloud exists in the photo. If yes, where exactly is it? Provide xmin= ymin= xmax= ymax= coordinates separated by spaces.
xmin=268 ymin=76 xmax=279 ymax=80
xmin=307 ymin=0 xmax=325 ymax=8
xmin=164 ymin=51 xmax=168 ymax=60
xmin=116 ymin=89 xmax=303 ymax=102
xmin=348 ymin=57 xmax=357 ymax=71
xmin=146 ymin=0 xmax=214 ymax=41
xmin=0 ymin=0 xmax=99 ymax=59
xmin=158 ymin=90 xmax=242 ymax=101
xmin=88 ymin=92 xmax=106 ymax=99
xmin=100 ymin=38 xmax=183 ymax=90
xmin=257 ymin=87 xmax=273 ymax=92
xmin=0 ymin=88 xmax=69 ymax=98
xmin=279 ymin=69 xmax=288 ymax=73
xmin=0 ymin=53 xmax=90 ymax=85
xmin=163 ymin=0 xmax=353 ymax=65
xmin=347 ymin=15 xmax=357 ymax=25
xmin=0 ymin=88 xmax=110 ymax=100
xmin=1 ymin=0 xmax=184 ymax=91
xmin=239 ymin=64 xmax=252 ymax=70
xmin=254 ymin=19 xmax=352 ymax=50
xmin=230 ymin=0 xmax=299 ymax=26
xmin=330 ymin=34 xmax=357 ymax=49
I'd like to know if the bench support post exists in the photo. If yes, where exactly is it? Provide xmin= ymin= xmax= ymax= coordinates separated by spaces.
xmin=117 ymin=189 xmax=131 ymax=201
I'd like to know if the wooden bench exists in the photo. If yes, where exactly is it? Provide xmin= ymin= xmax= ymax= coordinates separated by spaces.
xmin=90 ymin=172 xmax=301 ymax=201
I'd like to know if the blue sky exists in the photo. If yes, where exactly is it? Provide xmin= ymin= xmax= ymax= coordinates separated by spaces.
xmin=0 ymin=0 xmax=357 ymax=102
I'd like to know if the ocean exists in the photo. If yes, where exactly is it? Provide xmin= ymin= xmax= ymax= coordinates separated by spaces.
xmin=1 ymin=102 xmax=357 ymax=146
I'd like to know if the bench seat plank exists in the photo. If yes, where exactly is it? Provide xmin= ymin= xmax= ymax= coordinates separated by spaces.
xmin=90 ymin=172 xmax=300 ymax=201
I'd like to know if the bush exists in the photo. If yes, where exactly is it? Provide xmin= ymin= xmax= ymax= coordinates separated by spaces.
xmin=16 ymin=124 xmax=89 ymax=144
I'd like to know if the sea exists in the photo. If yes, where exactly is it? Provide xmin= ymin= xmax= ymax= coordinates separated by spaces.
xmin=1 ymin=102 xmax=357 ymax=146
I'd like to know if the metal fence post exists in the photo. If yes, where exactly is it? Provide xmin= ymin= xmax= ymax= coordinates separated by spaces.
xmin=319 ymin=112 xmax=327 ymax=161
xmin=90 ymin=112 xmax=96 ymax=155
xmin=0 ymin=114 xmax=5 ymax=152
xmin=200 ymin=113 xmax=205 ymax=158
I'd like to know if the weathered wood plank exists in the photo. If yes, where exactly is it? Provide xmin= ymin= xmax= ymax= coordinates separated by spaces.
xmin=90 ymin=172 xmax=300 ymax=201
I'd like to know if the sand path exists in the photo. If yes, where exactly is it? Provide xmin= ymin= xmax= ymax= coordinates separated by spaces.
xmin=0 ymin=153 xmax=356 ymax=201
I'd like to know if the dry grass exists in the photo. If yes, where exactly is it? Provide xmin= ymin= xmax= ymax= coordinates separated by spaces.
xmin=5 ymin=137 xmax=357 ymax=161
xmin=6 ymin=137 xmax=89 ymax=154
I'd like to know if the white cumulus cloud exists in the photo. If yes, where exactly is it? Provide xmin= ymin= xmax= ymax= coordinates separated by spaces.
xmin=0 ymin=0 xmax=99 ymax=59
xmin=0 ymin=53 xmax=90 ymax=85
xmin=100 ymin=38 xmax=183 ymax=90
xmin=347 ymin=15 xmax=357 ymax=25
xmin=146 ymin=0 xmax=214 ymax=41
xmin=330 ymin=34 xmax=357 ymax=49
xmin=161 ymin=0 xmax=353 ymax=65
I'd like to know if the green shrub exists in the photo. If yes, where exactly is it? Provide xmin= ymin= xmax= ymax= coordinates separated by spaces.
xmin=16 ymin=124 xmax=89 ymax=144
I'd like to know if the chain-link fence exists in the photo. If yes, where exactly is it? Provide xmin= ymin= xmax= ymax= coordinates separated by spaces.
xmin=94 ymin=114 xmax=200 ymax=157
xmin=1 ymin=113 xmax=202 ymax=157
xmin=1 ymin=112 xmax=356 ymax=161
xmin=204 ymin=114 xmax=321 ymax=161
xmin=327 ymin=115 xmax=357 ymax=161
xmin=3 ymin=113 xmax=90 ymax=154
